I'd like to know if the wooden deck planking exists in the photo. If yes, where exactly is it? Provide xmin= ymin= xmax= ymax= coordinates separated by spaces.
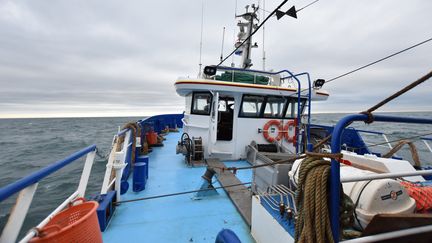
xmin=207 ymin=158 xmax=252 ymax=226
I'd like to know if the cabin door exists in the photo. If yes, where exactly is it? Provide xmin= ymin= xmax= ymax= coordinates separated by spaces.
xmin=216 ymin=96 xmax=234 ymax=141
xmin=210 ymin=92 xmax=219 ymax=145
xmin=209 ymin=93 xmax=235 ymax=157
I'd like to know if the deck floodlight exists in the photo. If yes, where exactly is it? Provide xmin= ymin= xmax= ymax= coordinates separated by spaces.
xmin=313 ymin=79 xmax=325 ymax=89
xmin=204 ymin=66 xmax=217 ymax=76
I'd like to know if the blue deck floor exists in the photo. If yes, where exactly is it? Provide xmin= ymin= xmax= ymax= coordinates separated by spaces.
xmin=102 ymin=130 xmax=255 ymax=243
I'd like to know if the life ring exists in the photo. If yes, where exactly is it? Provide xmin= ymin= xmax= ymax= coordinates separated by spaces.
xmin=263 ymin=120 xmax=283 ymax=143
xmin=282 ymin=119 xmax=297 ymax=144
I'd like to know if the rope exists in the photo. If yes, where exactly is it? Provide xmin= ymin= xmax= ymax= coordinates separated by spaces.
xmin=114 ymin=182 xmax=251 ymax=205
xmin=361 ymin=70 xmax=432 ymax=116
xmin=313 ymin=70 xmax=432 ymax=151
xmin=305 ymin=151 xmax=342 ymax=160
xmin=382 ymin=140 xmax=421 ymax=167
xmin=295 ymin=156 xmax=334 ymax=243
xmin=122 ymin=122 xmax=141 ymax=163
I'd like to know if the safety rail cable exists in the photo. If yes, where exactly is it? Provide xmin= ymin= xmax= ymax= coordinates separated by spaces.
xmin=356 ymin=130 xmax=394 ymax=152
xmin=354 ymin=131 xmax=432 ymax=152
xmin=329 ymin=114 xmax=432 ymax=242
xmin=0 ymin=145 xmax=97 ymax=243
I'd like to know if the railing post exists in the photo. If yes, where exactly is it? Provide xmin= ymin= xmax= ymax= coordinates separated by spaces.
xmin=101 ymin=137 xmax=117 ymax=194
xmin=77 ymin=150 xmax=96 ymax=198
xmin=0 ymin=183 xmax=38 ymax=243
xmin=113 ymin=151 xmax=126 ymax=202
xmin=423 ymin=140 xmax=432 ymax=153
xmin=382 ymin=134 xmax=393 ymax=150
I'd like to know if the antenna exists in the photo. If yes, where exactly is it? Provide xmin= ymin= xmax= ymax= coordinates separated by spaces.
xmin=231 ymin=0 xmax=238 ymax=67
xmin=198 ymin=0 xmax=204 ymax=77
xmin=262 ymin=0 xmax=266 ymax=70
xmin=220 ymin=27 xmax=226 ymax=62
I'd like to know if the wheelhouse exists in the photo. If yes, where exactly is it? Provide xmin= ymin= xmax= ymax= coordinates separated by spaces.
xmin=175 ymin=66 xmax=329 ymax=161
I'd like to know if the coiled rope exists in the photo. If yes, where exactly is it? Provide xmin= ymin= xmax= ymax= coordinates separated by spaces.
xmin=295 ymin=156 xmax=334 ymax=243
xmin=122 ymin=122 xmax=141 ymax=164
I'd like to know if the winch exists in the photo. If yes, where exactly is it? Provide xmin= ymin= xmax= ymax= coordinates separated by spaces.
xmin=176 ymin=133 xmax=204 ymax=165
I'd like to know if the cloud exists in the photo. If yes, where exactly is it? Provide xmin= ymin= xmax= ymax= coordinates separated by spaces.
xmin=0 ymin=0 xmax=431 ymax=118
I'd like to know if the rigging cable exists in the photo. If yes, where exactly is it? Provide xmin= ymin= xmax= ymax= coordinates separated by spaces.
xmin=296 ymin=0 xmax=320 ymax=13
xmin=326 ymin=37 xmax=432 ymax=84
xmin=280 ymin=36 xmax=432 ymax=100
xmin=218 ymin=0 xmax=289 ymax=67
xmin=115 ymin=182 xmax=251 ymax=204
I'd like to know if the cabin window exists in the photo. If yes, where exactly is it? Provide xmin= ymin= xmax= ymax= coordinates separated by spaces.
xmin=191 ymin=92 xmax=212 ymax=115
xmin=263 ymin=96 xmax=286 ymax=118
xmin=285 ymin=99 xmax=306 ymax=118
xmin=239 ymin=95 xmax=264 ymax=118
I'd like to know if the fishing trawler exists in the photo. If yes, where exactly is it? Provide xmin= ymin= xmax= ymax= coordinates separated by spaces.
xmin=1 ymin=2 xmax=432 ymax=243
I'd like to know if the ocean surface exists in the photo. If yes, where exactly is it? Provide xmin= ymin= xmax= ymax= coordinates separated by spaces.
xmin=1 ymin=112 xmax=432 ymax=238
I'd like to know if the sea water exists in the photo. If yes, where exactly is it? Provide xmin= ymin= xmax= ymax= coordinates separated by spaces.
xmin=0 ymin=112 xmax=431 ymax=238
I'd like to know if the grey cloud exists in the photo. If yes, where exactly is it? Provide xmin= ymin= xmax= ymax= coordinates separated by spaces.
xmin=0 ymin=0 xmax=431 ymax=118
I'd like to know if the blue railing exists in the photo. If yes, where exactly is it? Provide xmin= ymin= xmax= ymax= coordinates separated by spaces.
xmin=329 ymin=114 xmax=432 ymax=241
xmin=139 ymin=113 xmax=184 ymax=134
xmin=0 ymin=144 xmax=97 ymax=242
xmin=0 ymin=144 xmax=97 ymax=202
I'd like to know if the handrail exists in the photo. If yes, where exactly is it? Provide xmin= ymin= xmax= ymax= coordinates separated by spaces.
xmin=0 ymin=144 xmax=97 ymax=243
xmin=117 ymin=128 xmax=129 ymax=136
xmin=329 ymin=114 xmax=432 ymax=242
xmin=0 ymin=144 xmax=96 ymax=202
xmin=355 ymin=129 xmax=385 ymax=135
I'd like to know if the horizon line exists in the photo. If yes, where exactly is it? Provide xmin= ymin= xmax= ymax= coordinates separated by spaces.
xmin=1 ymin=110 xmax=431 ymax=119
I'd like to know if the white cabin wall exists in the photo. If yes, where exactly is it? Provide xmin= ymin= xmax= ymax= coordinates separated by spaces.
xmin=183 ymin=114 xmax=210 ymax=142
xmin=184 ymin=94 xmax=192 ymax=114
xmin=233 ymin=118 xmax=296 ymax=159
xmin=180 ymin=90 xmax=299 ymax=161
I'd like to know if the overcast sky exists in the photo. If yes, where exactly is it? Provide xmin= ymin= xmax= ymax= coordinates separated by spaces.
xmin=0 ymin=0 xmax=431 ymax=118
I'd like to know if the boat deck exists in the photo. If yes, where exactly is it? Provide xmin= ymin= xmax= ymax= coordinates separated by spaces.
xmin=102 ymin=130 xmax=254 ymax=243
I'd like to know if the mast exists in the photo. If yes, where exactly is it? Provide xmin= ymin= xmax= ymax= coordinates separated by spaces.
xmin=235 ymin=5 xmax=259 ymax=69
